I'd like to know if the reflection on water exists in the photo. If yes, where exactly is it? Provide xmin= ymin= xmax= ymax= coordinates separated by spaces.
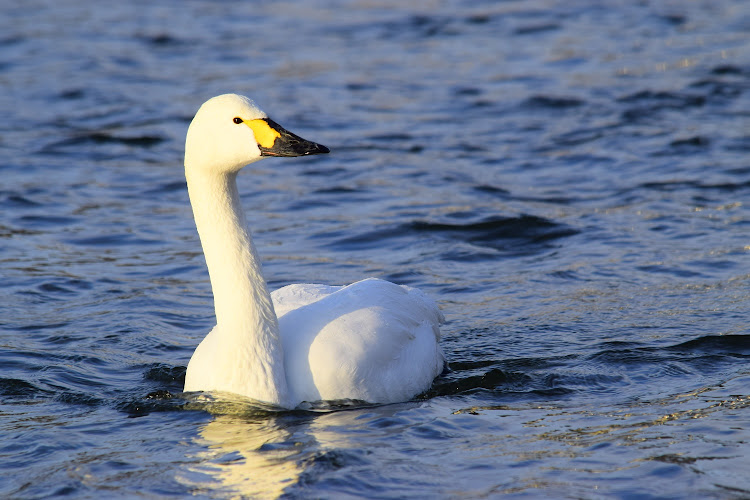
xmin=182 ymin=397 xmax=452 ymax=499
xmin=187 ymin=415 xmax=300 ymax=499
xmin=178 ymin=396 xmax=303 ymax=498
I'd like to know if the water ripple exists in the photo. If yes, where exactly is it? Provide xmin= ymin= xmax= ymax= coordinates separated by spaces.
xmin=1 ymin=0 xmax=749 ymax=498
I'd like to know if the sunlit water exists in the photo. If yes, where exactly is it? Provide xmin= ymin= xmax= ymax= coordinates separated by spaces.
xmin=1 ymin=1 xmax=749 ymax=498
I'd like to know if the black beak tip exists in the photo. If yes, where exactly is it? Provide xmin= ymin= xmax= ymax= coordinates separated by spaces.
xmin=300 ymin=142 xmax=329 ymax=155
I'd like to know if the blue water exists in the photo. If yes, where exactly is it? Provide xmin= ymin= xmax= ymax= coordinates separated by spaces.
xmin=2 ymin=1 xmax=749 ymax=498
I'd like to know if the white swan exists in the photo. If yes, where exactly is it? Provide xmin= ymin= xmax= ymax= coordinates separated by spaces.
xmin=183 ymin=94 xmax=445 ymax=409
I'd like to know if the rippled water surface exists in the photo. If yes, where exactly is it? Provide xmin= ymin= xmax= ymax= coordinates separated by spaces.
xmin=2 ymin=1 xmax=750 ymax=498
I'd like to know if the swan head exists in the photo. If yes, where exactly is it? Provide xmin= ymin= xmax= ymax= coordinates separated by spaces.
xmin=185 ymin=94 xmax=329 ymax=175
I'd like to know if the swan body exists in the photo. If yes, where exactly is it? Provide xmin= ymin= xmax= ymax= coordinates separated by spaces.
xmin=183 ymin=94 xmax=444 ymax=409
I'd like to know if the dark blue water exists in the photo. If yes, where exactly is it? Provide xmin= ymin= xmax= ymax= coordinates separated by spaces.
xmin=2 ymin=1 xmax=749 ymax=498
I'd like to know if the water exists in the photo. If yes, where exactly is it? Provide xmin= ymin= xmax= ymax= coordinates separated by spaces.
xmin=1 ymin=0 xmax=749 ymax=498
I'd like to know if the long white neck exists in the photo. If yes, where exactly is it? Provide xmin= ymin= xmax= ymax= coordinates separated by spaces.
xmin=186 ymin=167 xmax=290 ymax=406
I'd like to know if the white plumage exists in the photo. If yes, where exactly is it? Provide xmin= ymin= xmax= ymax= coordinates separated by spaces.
xmin=182 ymin=94 xmax=444 ymax=409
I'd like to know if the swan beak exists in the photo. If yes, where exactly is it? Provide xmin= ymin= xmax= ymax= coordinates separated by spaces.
xmin=248 ymin=118 xmax=330 ymax=157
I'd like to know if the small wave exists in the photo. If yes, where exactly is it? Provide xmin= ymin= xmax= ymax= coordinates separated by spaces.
xmin=118 ymin=393 xmax=186 ymax=417
xmin=428 ymin=335 xmax=749 ymax=402
xmin=330 ymin=215 xmax=577 ymax=256
xmin=712 ymin=64 xmax=747 ymax=75
xmin=514 ymin=23 xmax=561 ymax=35
xmin=669 ymin=136 xmax=711 ymax=148
xmin=55 ymin=391 xmax=104 ymax=407
xmin=144 ymin=181 xmax=187 ymax=194
xmin=136 ymin=33 xmax=185 ymax=47
xmin=429 ymin=368 xmax=532 ymax=395
xmin=618 ymin=90 xmax=706 ymax=107
xmin=58 ymin=89 xmax=85 ymax=100
xmin=0 ymin=192 xmax=42 ymax=207
xmin=0 ymin=378 xmax=53 ymax=398
xmin=636 ymin=179 xmax=750 ymax=193
xmin=44 ymin=132 xmax=165 ymax=150
xmin=66 ymin=233 xmax=163 ymax=247
xmin=472 ymin=185 xmax=510 ymax=196
xmin=16 ymin=215 xmax=79 ymax=227
xmin=589 ymin=335 xmax=750 ymax=364
xmin=143 ymin=364 xmax=186 ymax=385
xmin=313 ymin=186 xmax=363 ymax=195
xmin=689 ymin=78 xmax=746 ymax=99
xmin=619 ymin=90 xmax=706 ymax=122
xmin=521 ymin=95 xmax=585 ymax=109
xmin=668 ymin=334 xmax=750 ymax=356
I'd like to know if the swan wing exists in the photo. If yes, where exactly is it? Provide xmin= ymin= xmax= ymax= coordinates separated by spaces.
xmin=274 ymin=278 xmax=444 ymax=404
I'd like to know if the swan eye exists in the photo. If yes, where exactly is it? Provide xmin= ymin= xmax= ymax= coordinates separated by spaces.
xmin=233 ymin=117 xmax=243 ymax=124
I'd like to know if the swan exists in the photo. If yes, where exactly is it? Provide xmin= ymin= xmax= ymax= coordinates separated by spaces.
xmin=182 ymin=94 xmax=445 ymax=409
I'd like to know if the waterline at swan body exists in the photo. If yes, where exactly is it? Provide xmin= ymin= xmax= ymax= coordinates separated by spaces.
xmin=183 ymin=94 xmax=445 ymax=409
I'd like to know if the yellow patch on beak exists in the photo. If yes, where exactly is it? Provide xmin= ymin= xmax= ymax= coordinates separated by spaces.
xmin=246 ymin=119 xmax=281 ymax=149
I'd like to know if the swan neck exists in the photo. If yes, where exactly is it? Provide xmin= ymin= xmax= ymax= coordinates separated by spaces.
xmin=186 ymin=168 xmax=290 ymax=405
xmin=187 ymin=171 xmax=269 ymax=325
